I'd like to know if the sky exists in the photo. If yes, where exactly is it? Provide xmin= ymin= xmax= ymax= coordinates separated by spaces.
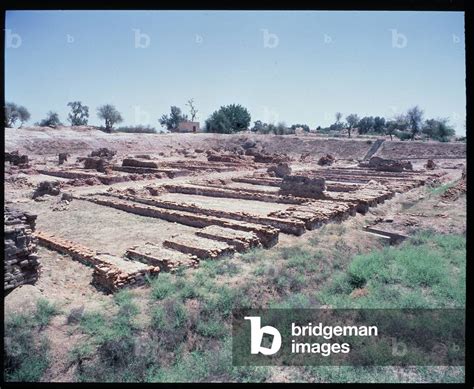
xmin=5 ymin=10 xmax=466 ymax=134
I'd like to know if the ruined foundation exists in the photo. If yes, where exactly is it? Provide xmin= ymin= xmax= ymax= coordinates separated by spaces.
xmin=6 ymin=137 xmax=453 ymax=294
xmin=4 ymin=208 xmax=39 ymax=292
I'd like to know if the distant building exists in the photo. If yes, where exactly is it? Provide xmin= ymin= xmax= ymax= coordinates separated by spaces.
xmin=172 ymin=120 xmax=200 ymax=133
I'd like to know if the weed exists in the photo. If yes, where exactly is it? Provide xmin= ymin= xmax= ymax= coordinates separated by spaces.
xmin=150 ymin=273 xmax=177 ymax=300
xmin=240 ymin=248 xmax=263 ymax=263
xmin=34 ymin=298 xmax=59 ymax=329
xmin=4 ymin=313 xmax=50 ymax=382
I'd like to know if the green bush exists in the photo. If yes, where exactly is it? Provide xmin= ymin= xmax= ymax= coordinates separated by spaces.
xmin=196 ymin=316 xmax=228 ymax=338
xmin=34 ymin=298 xmax=60 ymax=328
xmin=148 ymin=337 xmax=269 ymax=382
xmin=4 ymin=304 xmax=57 ymax=382
xmin=319 ymin=232 xmax=465 ymax=308
xmin=150 ymin=273 xmax=177 ymax=300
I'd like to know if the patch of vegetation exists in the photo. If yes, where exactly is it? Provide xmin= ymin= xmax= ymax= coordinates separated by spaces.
xmin=148 ymin=337 xmax=269 ymax=382
xmin=67 ymin=229 xmax=465 ymax=383
xmin=4 ymin=299 xmax=59 ymax=382
xmin=115 ymin=125 xmax=157 ymax=134
xmin=195 ymin=315 xmax=228 ymax=338
xmin=426 ymin=180 xmax=457 ymax=196
xmin=150 ymin=299 xmax=189 ymax=349
xmin=240 ymin=247 xmax=264 ymax=263
xmin=150 ymin=273 xmax=177 ymax=300
xmin=34 ymin=298 xmax=60 ymax=329
xmin=301 ymin=365 xmax=463 ymax=383
xmin=318 ymin=232 xmax=465 ymax=308
xmin=75 ymin=291 xmax=147 ymax=381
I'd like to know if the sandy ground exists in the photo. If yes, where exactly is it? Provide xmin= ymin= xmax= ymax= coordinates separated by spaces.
xmin=12 ymin=198 xmax=201 ymax=256
xmin=158 ymin=192 xmax=290 ymax=215
xmin=6 ymin=126 xmax=466 ymax=160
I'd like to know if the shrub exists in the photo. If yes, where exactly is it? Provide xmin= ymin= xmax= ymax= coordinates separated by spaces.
xmin=115 ymin=125 xmax=157 ymax=133
xmin=150 ymin=299 xmax=188 ymax=350
xmin=74 ymin=295 xmax=145 ymax=381
xmin=150 ymin=273 xmax=177 ymax=300
xmin=395 ymin=130 xmax=412 ymax=141
xmin=36 ymin=111 xmax=62 ymax=127
xmin=196 ymin=315 xmax=228 ymax=338
xmin=4 ymin=311 xmax=52 ymax=382
xmin=214 ymin=261 xmax=241 ymax=276
xmin=240 ymin=248 xmax=264 ymax=263
xmin=34 ymin=298 xmax=60 ymax=329
xmin=319 ymin=232 xmax=465 ymax=308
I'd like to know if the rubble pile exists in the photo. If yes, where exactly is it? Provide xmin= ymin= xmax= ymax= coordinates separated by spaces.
xmin=363 ymin=157 xmax=413 ymax=172
xmin=425 ymin=159 xmax=437 ymax=170
xmin=33 ymin=180 xmax=61 ymax=199
xmin=89 ymin=148 xmax=116 ymax=159
xmin=58 ymin=152 xmax=69 ymax=165
xmin=280 ymin=175 xmax=326 ymax=198
xmin=267 ymin=162 xmax=292 ymax=178
xmin=5 ymin=151 xmax=29 ymax=167
xmin=317 ymin=154 xmax=336 ymax=166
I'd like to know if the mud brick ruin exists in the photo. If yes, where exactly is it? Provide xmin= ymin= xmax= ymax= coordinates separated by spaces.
xmin=4 ymin=207 xmax=39 ymax=292
xmin=4 ymin=137 xmax=461 ymax=294
xmin=35 ymin=231 xmax=160 ymax=292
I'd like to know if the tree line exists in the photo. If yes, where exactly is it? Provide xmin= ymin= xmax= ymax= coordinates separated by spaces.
xmin=4 ymin=101 xmax=458 ymax=142
xmin=4 ymin=101 xmax=123 ymax=132
xmin=316 ymin=106 xmax=456 ymax=142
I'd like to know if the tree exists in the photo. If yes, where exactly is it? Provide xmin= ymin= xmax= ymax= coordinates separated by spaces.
xmin=205 ymin=104 xmax=251 ymax=134
xmin=329 ymin=122 xmax=344 ymax=132
xmin=406 ymin=106 xmax=424 ymax=140
xmin=345 ymin=114 xmax=359 ymax=138
xmin=274 ymin=122 xmax=290 ymax=135
xmin=373 ymin=116 xmax=386 ymax=133
xmin=186 ymin=99 xmax=198 ymax=121
xmin=5 ymin=102 xmax=30 ymax=128
xmin=357 ymin=116 xmax=375 ymax=134
xmin=335 ymin=112 xmax=343 ymax=124
xmin=385 ymin=121 xmax=396 ymax=140
xmin=97 ymin=104 xmax=123 ymax=132
xmin=385 ymin=114 xmax=409 ymax=140
xmin=67 ymin=101 xmax=89 ymax=126
xmin=159 ymin=106 xmax=188 ymax=130
xmin=252 ymin=120 xmax=266 ymax=133
xmin=290 ymin=124 xmax=310 ymax=132
xmin=37 ymin=111 xmax=62 ymax=127
xmin=205 ymin=110 xmax=232 ymax=133
xmin=17 ymin=106 xmax=31 ymax=127
xmin=422 ymin=118 xmax=455 ymax=142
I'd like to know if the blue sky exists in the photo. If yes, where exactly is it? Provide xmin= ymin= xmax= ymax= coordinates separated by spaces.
xmin=5 ymin=11 xmax=466 ymax=133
